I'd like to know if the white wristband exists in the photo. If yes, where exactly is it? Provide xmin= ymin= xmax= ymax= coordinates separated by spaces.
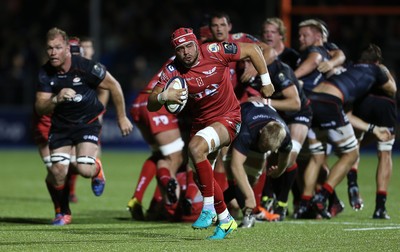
xmin=157 ymin=93 xmax=166 ymax=105
xmin=260 ymin=73 xmax=272 ymax=86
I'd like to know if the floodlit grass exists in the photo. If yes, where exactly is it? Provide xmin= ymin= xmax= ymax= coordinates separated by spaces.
xmin=0 ymin=149 xmax=399 ymax=251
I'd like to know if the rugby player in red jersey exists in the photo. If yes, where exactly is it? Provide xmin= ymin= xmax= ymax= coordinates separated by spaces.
xmin=147 ymin=27 xmax=274 ymax=239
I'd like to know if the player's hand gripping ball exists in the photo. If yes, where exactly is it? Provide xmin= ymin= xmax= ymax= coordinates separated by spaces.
xmin=164 ymin=76 xmax=188 ymax=114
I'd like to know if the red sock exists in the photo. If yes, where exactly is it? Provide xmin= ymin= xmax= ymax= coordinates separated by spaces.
xmin=214 ymin=170 xmax=228 ymax=191
xmin=157 ymin=167 xmax=171 ymax=188
xmin=252 ymin=172 xmax=266 ymax=206
xmin=185 ymin=170 xmax=198 ymax=201
xmin=213 ymin=178 xmax=227 ymax=214
xmin=322 ymin=183 xmax=334 ymax=194
xmin=133 ymin=158 xmax=157 ymax=202
xmin=195 ymin=160 xmax=214 ymax=197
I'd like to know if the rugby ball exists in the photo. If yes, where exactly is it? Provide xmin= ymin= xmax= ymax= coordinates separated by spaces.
xmin=164 ymin=76 xmax=188 ymax=114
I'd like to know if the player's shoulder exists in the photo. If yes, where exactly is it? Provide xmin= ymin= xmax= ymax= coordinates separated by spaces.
xmin=38 ymin=62 xmax=55 ymax=82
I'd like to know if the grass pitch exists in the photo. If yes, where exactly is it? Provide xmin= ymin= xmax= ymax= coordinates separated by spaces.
xmin=0 ymin=149 xmax=399 ymax=251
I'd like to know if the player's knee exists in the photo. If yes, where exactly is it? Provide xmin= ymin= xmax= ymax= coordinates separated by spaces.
xmin=377 ymin=139 xmax=395 ymax=152
xmin=194 ymin=126 xmax=220 ymax=154
xmin=291 ymin=140 xmax=303 ymax=154
xmin=43 ymin=156 xmax=52 ymax=169
xmin=76 ymin=156 xmax=96 ymax=166
xmin=309 ymin=142 xmax=325 ymax=155
xmin=50 ymin=153 xmax=71 ymax=166
xmin=336 ymin=135 xmax=358 ymax=154
xmin=159 ymin=138 xmax=184 ymax=156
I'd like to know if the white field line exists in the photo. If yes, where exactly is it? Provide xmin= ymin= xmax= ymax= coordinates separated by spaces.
xmin=275 ymin=220 xmax=400 ymax=231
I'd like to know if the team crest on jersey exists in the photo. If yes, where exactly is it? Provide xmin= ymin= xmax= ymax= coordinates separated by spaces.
xmin=91 ymin=63 xmax=105 ymax=79
xmin=207 ymin=43 xmax=220 ymax=53
xmin=278 ymin=72 xmax=286 ymax=82
xmin=222 ymin=42 xmax=238 ymax=54
xmin=72 ymin=77 xmax=82 ymax=86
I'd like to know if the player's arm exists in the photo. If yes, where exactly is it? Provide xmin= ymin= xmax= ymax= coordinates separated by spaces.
xmin=98 ymin=71 xmax=133 ymax=136
xmin=347 ymin=110 xmax=391 ymax=142
xmin=318 ymin=49 xmax=346 ymax=73
xmin=294 ymin=52 xmax=323 ymax=79
xmin=35 ymin=92 xmax=56 ymax=116
xmin=269 ymin=85 xmax=301 ymax=112
xmin=240 ymin=42 xmax=277 ymax=83
xmin=35 ymin=88 xmax=76 ymax=115
xmin=230 ymin=148 xmax=257 ymax=209
xmin=379 ymin=64 xmax=397 ymax=98
xmin=147 ymin=81 xmax=187 ymax=112
xmin=238 ymin=42 xmax=274 ymax=97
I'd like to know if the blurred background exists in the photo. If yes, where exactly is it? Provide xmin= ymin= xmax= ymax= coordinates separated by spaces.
xmin=0 ymin=0 xmax=399 ymax=149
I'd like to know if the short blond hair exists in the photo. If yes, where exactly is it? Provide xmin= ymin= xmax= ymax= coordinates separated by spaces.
xmin=258 ymin=121 xmax=286 ymax=153
xmin=46 ymin=27 xmax=69 ymax=44
xmin=298 ymin=19 xmax=329 ymax=40
xmin=263 ymin=17 xmax=287 ymax=42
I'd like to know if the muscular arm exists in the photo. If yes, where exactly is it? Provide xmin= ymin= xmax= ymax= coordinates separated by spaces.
xmin=238 ymin=42 xmax=274 ymax=97
xmin=379 ymin=65 xmax=397 ymax=98
xmin=98 ymin=71 xmax=132 ymax=136
xmin=347 ymin=110 xmax=391 ymax=142
xmin=270 ymin=85 xmax=301 ymax=112
xmin=35 ymin=88 xmax=76 ymax=115
xmin=240 ymin=42 xmax=277 ymax=83
xmin=230 ymin=148 xmax=257 ymax=208
xmin=35 ymin=92 xmax=56 ymax=116
xmin=294 ymin=52 xmax=323 ymax=79
xmin=318 ymin=49 xmax=346 ymax=73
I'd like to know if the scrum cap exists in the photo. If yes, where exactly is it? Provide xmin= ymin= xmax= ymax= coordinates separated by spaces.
xmin=171 ymin=28 xmax=198 ymax=49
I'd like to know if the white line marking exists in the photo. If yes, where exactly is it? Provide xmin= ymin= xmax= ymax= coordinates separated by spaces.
xmin=344 ymin=227 xmax=400 ymax=231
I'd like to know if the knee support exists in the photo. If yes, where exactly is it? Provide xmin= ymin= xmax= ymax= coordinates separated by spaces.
xmin=42 ymin=156 xmax=52 ymax=169
xmin=76 ymin=156 xmax=96 ymax=165
xmin=50 ymin=153 xmax=71 ymax=166
xmin=195 ymin=126 xmax=221 ymax=154
xmin=336 ymin=135 xmax=358 ymax=153
xmin=159 ymin=137 xmax=184 ymax=156
xmin=377 ymin=139 xmax=395 ymax=151
xmin=291 ymin=140 xmax=302 ymax=154
xmin=309 ymin=142 xmax=325 ymax=155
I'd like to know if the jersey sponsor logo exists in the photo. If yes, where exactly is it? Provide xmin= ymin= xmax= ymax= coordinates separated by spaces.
xmin=222 ymin=42 xmax=238 ymax=54
xmin=167 ymin=64 xmax=176 ymax=72
xmin=152 ymin=115 xmax=170 ymax=126
xmin=83 ymin=134 xmax=99 ymax=141
xmin=293 ymin=116 xmax=310 ymax=123
xmin=92 ymin=63 xmax=106 ymax=79
xmin=189 ymin=83 xmax=219 ymax=99
xmin=202 ymin=66 xmax=217 ymax=75
xmin=207 ymin=43 xmax=220 ymax=53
